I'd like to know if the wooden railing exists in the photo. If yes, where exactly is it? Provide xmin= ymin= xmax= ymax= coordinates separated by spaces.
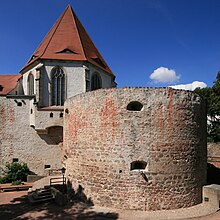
xmin=49 ymin=176 xmax=66 ymax=186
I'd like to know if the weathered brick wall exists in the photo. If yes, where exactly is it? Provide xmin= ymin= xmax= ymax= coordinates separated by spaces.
xmin=208 ymin=143 xmax=220 ymax=168
xmin=63 ymin=87 xmax=207 ymax=211
xmin=0 ymin=96 xmax=62 ymax=176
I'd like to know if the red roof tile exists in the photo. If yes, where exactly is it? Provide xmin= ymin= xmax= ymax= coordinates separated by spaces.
xmin=21 ymin=5 xmax=114 ymax=75
xmin=0 ymin=74 xmax=21 ymax=95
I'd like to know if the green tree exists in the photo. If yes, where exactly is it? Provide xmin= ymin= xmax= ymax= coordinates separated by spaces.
xmin=194 ymin=72 xmax=220 ymax=142
xmin=0 ymin=162 xmax=30 ymax=184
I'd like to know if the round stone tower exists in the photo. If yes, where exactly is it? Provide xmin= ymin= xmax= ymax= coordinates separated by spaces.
xmin=63 ymin=87 xmax=207 ymax=211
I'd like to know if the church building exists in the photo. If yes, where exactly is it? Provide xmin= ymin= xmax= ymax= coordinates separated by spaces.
xmin=0 ymin=5 xmax=116 ymax=175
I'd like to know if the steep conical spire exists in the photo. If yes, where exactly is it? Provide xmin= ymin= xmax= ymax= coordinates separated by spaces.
xmin=20 ymin=5 xmax=113 ymax=75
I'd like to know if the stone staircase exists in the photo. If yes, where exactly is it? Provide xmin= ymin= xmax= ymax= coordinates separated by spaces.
xmin=28 ymin=175 xmax=67 ymax=204
xmin=28 ymin=187 xmax=54 ymax=203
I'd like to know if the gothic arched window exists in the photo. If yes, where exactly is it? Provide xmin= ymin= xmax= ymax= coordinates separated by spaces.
xmin=91 ymin=73 xmax=102 ymax=91
xmin=28 ymin=73 xmax=34 ymax=95
xmin=51 ymin=67 xmax=65 ymax=106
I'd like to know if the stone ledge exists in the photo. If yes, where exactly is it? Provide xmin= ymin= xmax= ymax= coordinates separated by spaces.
xmin=71 ymin=184 xmax=220 ymax=220
xmin=203 ymin=184 xmax=220 ymax=209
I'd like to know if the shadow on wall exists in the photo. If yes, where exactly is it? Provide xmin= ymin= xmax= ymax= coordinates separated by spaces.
xmin=74 ymin=184 xmax=93 ymax=205
xmin=67 ymin=181 xmax=93 ymax=205
xmin=39 ymin=126 xmax=63 ymax=145
xmin=73 ymin=184 xmax=119 ymax=220
xmin=207 ymin=163 xmax=220 ymax=184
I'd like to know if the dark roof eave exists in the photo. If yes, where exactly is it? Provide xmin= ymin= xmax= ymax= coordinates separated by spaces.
xmin=20 ymin=58 xmax=40 ymax=73
xmin=6 ymin=94 xmax=36 ymax=99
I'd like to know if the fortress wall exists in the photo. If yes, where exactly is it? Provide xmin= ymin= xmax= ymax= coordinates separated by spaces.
xmin=64 ymin=87 xmax=207 ymax=211
xmin=0 ymin=96 xmax=62 ymax=176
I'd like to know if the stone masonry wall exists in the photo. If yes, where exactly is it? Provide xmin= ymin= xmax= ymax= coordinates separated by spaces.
xmin=63 ymin=87 xmax=207 ymax=211
xmin=0 ymin=96 xmax=62 ymax=176
xmin=207 ymin=143 xmax=220 ymax=168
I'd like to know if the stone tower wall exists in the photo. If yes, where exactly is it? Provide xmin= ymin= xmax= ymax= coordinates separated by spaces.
xmin=63 ymin=87 xmax=207 ymax=211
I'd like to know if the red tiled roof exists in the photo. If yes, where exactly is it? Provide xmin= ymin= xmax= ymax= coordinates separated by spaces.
xmin=0 ymin=74 xmax=21 ymax=95
xmin=20 ymin=5 xmax=114 ymax=75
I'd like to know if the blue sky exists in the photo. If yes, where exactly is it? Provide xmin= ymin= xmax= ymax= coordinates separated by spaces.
xmin=0 ymin=0 xmax=220 ymax=89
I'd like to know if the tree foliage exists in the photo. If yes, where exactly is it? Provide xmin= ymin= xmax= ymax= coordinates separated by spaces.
xmin=194 ymin=71 xmax=220 ymax=142
xmin=0 ymin=162 xmax=30 ymax=184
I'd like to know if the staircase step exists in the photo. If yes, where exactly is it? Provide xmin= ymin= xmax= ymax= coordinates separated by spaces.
xmin=28 ymin=187 xmax=54 ymax=203
xmin=36 ymin=188 xmax=51 ymax=193
xmin=32 ymin=193 xmax=53 ymax=200
xmin=36 ymin=190 xmax=52 ymax=196
xmin=28 ymin=195 xmax=54 ymax=203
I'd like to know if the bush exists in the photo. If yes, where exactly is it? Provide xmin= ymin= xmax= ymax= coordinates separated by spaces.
xmin=0 ymin=162 xmax=30 ymax=184
xmin=11 ymin=180 xmax=23 ymax=185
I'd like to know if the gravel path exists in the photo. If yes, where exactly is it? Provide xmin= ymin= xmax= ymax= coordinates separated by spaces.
xmin=0 ymin=190 xmax=219 ymax=220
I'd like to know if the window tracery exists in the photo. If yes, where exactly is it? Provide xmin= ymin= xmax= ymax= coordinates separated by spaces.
xmin=51 ymin=67 xmax=65 ymax=106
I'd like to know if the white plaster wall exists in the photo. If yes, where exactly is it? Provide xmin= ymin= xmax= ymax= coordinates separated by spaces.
xmin=21 ymin=61 xmax=115 ymax=107
xmin=0 ymin=96 xmax=62 ymax=176
xmin=42 ymin=60 xmax=115 ymax=103
xmin=22 ymin=61 xmax=85 ymax=106
xmin=35 ymin=110 xmax=63 ymax=131
xmin=22 ymin=63 xmax=44 ymax=95
xmin=43 ymin=61 xmax=85 ymax=104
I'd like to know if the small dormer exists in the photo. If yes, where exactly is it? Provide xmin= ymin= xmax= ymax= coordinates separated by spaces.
xmin=56 ymin=48 xmax=78 ymax=54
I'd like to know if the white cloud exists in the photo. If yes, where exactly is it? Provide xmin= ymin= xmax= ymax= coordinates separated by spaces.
xmin=150 ymin=67 xmax=180 ymax=83
xmin=169 ymin=81 xmax=207 ymax=91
